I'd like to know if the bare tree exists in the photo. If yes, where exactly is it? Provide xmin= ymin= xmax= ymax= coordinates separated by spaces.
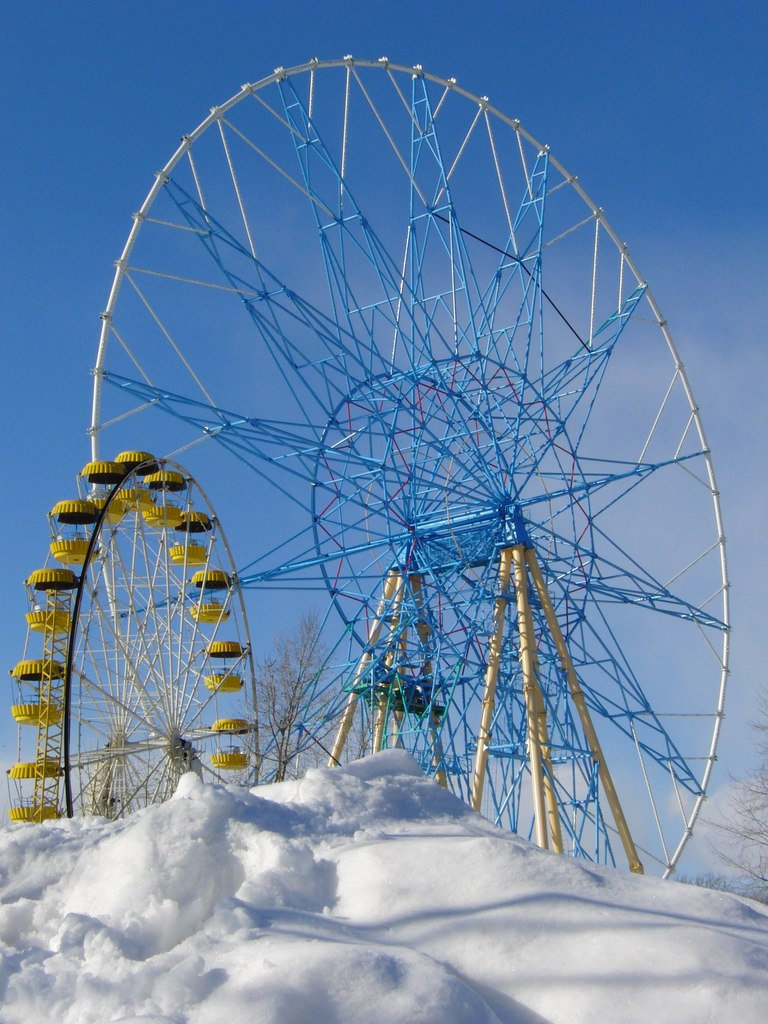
xmin=714 ymin=768 xmax=768 ymax=896
xmin=710 ymin=694 xmax=768 ymax=902
xmin=676 ymin=871 xmax=768 ymax=905
xmin=255 ymin=611 xmax=330 ymax=781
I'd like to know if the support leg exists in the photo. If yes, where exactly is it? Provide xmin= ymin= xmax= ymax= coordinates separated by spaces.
xmin=372 ymin=575 xmax=404 ymax=753
xmin=470 ymin=548 xmax=513 ymax=812
xmin=411 ymin=573 xmax=447 ymax=788
xmin=510 ymin=545 xmax=550 ymax=850
xmin=525 ymin=548 xmax=643 ymax=874
xmin=328 ymin=572 xmax=399 ymax=767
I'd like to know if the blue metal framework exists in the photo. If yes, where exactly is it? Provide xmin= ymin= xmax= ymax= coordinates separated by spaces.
xmin=89 ymin=59 xmax=729 ymax=875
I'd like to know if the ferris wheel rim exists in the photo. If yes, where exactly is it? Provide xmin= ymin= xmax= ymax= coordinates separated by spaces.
xmin=62 ymin=458 xmax=258 ymax=818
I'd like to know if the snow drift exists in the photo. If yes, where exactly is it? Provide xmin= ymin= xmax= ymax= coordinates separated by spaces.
xmin=1 ymin=750 xmax=766 ymax=1023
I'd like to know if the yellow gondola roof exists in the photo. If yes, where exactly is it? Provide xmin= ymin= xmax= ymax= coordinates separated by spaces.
xmin=9 ymin=760 xmax=62 ymax=779
xmin=80 ymin=460 xmax=127 ymax=484
xmin=206 ymin=640 xmax=244 ymax=659
xmin=26 ymin=568 xmax=78 ymax=591
xmin=176 ymin=511 xmax=213 ymax=533
xmin=191 ymin=569 xmax=231 ymax=590
xmin=144 ymin=469 xmax=186 ymax=491
xmin=212 ymin=718 xmax=250 ymax=732
xmin=49 ymin=499 xmax=99 ymax=524
xmin=11 ymin=659 xmax=67 ymax=681
xmin=114 ymin=450 xmax=158 ymax=475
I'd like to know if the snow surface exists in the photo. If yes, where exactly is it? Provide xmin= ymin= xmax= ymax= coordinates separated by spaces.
xmin=1 ymin=751 xmax=766 ymax=1024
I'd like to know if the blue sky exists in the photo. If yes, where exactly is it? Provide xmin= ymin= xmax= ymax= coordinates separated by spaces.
xmin=1 ymin=2 xmax=766 ymax=864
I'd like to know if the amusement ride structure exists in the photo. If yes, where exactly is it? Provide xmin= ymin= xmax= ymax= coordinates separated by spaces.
xmin=9 ymin=454 xmax=257 ymax=820
xmin=7 ymin=58 xmax=729 ymax=877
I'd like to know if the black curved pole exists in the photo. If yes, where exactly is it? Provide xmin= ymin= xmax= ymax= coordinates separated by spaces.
xmin=63 ymin=459 xmax=157 ymax=817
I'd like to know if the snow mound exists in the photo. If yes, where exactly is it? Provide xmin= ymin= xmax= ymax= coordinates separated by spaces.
xmin=1 ymin=750 xmax=766 ymax=1023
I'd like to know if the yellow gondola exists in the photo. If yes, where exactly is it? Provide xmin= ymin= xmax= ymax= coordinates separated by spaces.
xmin=169 ymin=543 xmax=208 ymax=565
xmin=25 ymin=608 xmax=71 ymax=633
xmin=49 ymin=539 xmax=90 ymax=565
xmin=204 ymin=672 xmax=243 ymax=692
xmin=191 ymin=569 xmax=231 ymax=591
xmin=8 ymin=805 xmax=60 ymax=823
xmin=212 ymin=718 xmax=250 ymax=733
xmin=176 ymin=511 xmax=212 ymax=533
xmin=9 ymin=760 xmax=61 ymax=779
xmin=27 ymin=568 xmax=77 ymax=591
xmin=144 ymin=469 xmax=186 ymax=492
xmin=11 ymin=659 xmax=66 ymax=681
xmin=191 ymin=602 xmax=230 ymax=623
xmin=142 ymin=504 xmax=183 ymax=529
xmin=206 ymin=640 xmax=244 ymax=659
xmin=11 ymin=703 xmax=63 ymax=726
xmin=80 ymin=460 xmax=127 ymax=485
xmin=211 ymin=750 xmax=248 ymax=770
xmin=49 ymin=499 xmax=99 ymax=525
xmin=114 ymin=450 xmax=158 ymax=475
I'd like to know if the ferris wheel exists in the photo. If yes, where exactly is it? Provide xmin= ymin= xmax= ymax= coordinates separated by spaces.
xmin=8 ymin=454 xmax=257 ymax=821
xmin=86 ymin=57 xmax=729 ymax=874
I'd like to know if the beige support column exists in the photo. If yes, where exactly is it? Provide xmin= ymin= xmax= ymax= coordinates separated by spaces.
xmin=510 ymin=545 xmax=550 ymax=850
xmin=372 ymin=575 xmax=404 ymax=753
xmin=528 ymin=657 xmax=565 ymax=855
xmin=410 ymin=573 xmax=447 ymax=788
xmin=392 ymin=594 xmax=410 ymax=748
xmin=328 ymin=571 xmax=399 ymax=767
xmin=428 ymin=711 xmax=448 ymax=788
xmin=525 ymin=547 xmax=644 ymax=874
xmin=515 ymin=565 xmax=564 ymax=853
xmin=470 ymin=547 xmax=513 ymax=812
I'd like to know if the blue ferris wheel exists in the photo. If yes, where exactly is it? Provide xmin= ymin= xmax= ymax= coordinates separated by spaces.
xmin=88 ymin=58 xmax=729 ymax=876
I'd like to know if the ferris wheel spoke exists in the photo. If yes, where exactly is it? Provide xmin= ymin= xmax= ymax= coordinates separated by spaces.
xmin=142 ymin=517 xmax=179 ymax=727
xmin=255 ymin=83 xmax=428 ymax=379
xmin=555 ymin=596 xmax=705 ymax=792
xmin=431 ymin=105 xmax=483 ymax=209
xmin=206 ymin=108 xmax=335 ymax=220
xmin=350 ymin=67 xmax=429 ymax=201
xmin=404 ymin=87 xmax=498 ymax=363
xmin=280 ymin=77 xmax=480 ymax=375
xmin=79 ymin=578 xmax=164 ymax=727
xmin=128 ymin=752 xmax=171 ymax=809
xmin=170 ymin=488 xmax=198 ymax=712
xmin=70 ymin=734 xmax=172 ymax=767
xmin=100 ymin=373 xmax=332 ymax=499
xmin=216 ymin=119 xmax=259 ymax=262
xmin=106 ymin=530 xmax=183 ymax=725
xmin=160 ymin=176 xmax=381 ymax=404
xmin=540 ymin=518 xmax=726 ymax=631
xmin=121 ymin=270 xmax=221 ymax=411
xmin=72 ymin=669 xmax=162 ymax=742
xmin=240 ymin=525 xmax=410 ymax=586
xmin=520 ymin=449 xmax=706 ymax=520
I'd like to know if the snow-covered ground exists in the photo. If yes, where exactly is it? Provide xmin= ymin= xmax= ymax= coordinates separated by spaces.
xmin=1 ymin=751 xmax=766 ymax=1024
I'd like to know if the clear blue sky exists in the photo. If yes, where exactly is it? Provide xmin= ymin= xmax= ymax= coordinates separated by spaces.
xmin=1 ymin=1 xmax=766 ymax=852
